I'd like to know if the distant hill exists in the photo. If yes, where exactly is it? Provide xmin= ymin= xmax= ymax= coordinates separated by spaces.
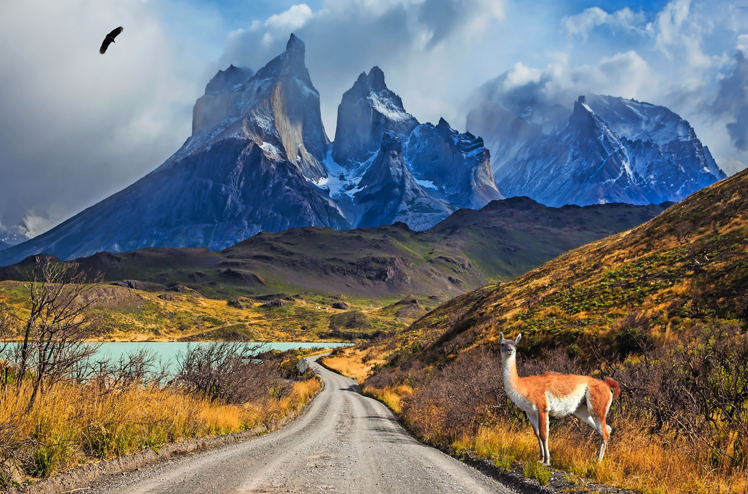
xmin=0 ymin=199 xmax=669 ymax=299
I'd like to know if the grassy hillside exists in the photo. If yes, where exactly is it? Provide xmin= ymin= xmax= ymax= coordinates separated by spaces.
xmin=324 ymin=169 xmax=748 ymax=493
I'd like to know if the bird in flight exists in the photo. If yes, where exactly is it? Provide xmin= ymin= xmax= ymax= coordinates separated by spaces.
xmin=99 ymin=26 xmax=124 ymax=54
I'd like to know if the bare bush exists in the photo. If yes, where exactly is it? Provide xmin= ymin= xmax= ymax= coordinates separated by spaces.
xmin=6 ymin=257 xmax=103 ymax=411
xmin=174 ymin=343 xmax=292 ymax=404
xmin=615 ymin=321 xmax=748 ymax=471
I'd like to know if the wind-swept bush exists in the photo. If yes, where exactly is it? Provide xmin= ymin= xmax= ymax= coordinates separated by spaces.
xmin=174 ymin=343 xmax=293 ymax=404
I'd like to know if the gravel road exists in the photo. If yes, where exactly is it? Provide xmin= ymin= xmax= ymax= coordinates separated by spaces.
xmin=90 ymin=355 xmax=514 ymax=494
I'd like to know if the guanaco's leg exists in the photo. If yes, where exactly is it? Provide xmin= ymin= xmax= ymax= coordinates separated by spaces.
xmin=573 ymin=403 xmax=597 ymax=430
xmin=526 ymin=411 xmax=545 ymax=462
xmin=537 ymin=410 xmax=551 ymax=465
xmin=587 ymin=389 xmax=612 ymax=462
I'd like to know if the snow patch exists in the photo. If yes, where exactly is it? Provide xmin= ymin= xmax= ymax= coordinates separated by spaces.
xmin=367 ymin=93 xmax=412 ymax=122
xmin=415 ymin=178 xmax=438 ymax=190
xmin=312 ymin=150 xmax=364 ymax=199
xmin=260 ymin=142 xmax=282 ymax=160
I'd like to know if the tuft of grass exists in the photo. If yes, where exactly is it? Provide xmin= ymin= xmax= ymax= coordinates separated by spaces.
xmin=523 ymin=461 xmax=552 ymax=485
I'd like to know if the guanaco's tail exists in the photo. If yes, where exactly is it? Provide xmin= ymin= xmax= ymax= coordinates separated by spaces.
xmin=604 ymin=377 xmax=620 ymax=399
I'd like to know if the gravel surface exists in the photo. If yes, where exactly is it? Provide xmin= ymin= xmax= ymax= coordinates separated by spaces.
xmin=89 ymin=355 xmax=514 ymax=494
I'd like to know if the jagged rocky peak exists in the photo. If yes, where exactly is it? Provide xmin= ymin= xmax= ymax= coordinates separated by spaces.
xmin=233 ymin=33 xmax=328 ymax=180
xmin=491 ymin=93 xmax=727 ymax=207
xmin=205 ymin=65 xmax=254 ymax=94
xmin=192 ymin=64 xmax=254 ymax=137
xmin=332 ymin=66 xmax=419 ymax=168
xmin=406 ymin=118 xmax=503 ymax=210
xmin=353 ymin=132 xmax=452 ymax=230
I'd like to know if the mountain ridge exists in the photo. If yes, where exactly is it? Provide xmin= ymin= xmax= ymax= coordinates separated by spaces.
xmin=0 ymin=198 xmax=670 ymax=298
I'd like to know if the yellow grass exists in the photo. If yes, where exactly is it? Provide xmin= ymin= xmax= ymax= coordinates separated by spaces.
xmin=451 ymin=417 xmax=747 ymax=493
xmin=320 ymin=347 xmax=385 ymax=382
xmin=0 ymin=377 xmax=320 ymax=480
xmin=363 ymin=385 xmax=412 ymax=415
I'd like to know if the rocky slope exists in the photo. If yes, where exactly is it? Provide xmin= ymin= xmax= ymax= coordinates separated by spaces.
xmin=406 ymin=118 xmax=503 ymax=209
xmin=192 ymin=64 xmax=254 ymax=136
xmin=353 ymin=132 xmax=453 ymax=229
xmin=0 ymin=35 xmax=350 ymax=266
xmin=467 ymin=94 xmax=726 ymax=207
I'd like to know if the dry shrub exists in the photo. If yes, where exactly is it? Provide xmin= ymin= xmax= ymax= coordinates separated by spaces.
xmin=174 ymin=343 xmax=293 ymax=405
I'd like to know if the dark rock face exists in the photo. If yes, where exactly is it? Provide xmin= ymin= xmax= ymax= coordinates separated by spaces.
xmin=406 ymin=118 xmax=503 ymax=209
xmin=0 ymin=34 xmax=349 ymax=266
xmin=354 ymin=132 xmax=452 ymax=230
xmin=193 ymin=65 xmax=254 ymax=136
xmin=467 ymin=93 xmax=726 ymax=207
xmin=332 ymin=67 xmax=419 ymax=168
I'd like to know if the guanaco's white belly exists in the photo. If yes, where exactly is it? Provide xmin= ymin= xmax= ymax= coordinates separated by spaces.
xmin=546 ymin=385 xmax=587 ymax=417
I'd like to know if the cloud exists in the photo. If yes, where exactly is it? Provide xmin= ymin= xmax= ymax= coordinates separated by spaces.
xmin=220 ymin=0 xmax=505 ymax=135
xmin=265 ymin=4 xmax=314 ymax=31
xmin=710 ymin=43 xmax=748 ymax=151
xmin=0 ymin=0 xmax=209 ymax=237
xmin=562 ymin=6 xmax=645 ymax=40
xmin=418 ymin=0 xmax=505 ymax=48
xmin=653 ymin=0 xmax=691 ymax=54
xmin=476 ymin=50 xmax=654 ymax=120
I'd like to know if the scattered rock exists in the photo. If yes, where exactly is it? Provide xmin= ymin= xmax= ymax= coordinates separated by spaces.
xmin=261 ymin=299 xmax=287 ymax=308
xmin=110 ymin=280 xmax=150 ymax=291
xmin=332 ymin=301 xmax=350 ymax=310
xmin=220 ymin=268 xmax=266 ymax=285
xmin=159 ymin=294 xmax=176 ymax=301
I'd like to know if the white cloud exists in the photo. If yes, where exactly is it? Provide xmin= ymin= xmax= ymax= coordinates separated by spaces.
xmin=265 ymin=4 xmax=314 ymax=31
xmin=653 ymin=0 xmax=691 ymax=53
xmin=562 ymin=7 xmax=645 ymax=40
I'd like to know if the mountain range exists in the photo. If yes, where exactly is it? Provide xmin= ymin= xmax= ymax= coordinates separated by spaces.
xmin=467 ymin=92 xmax=725 ymax=207
xmin=0 ymin=34 xmax=725 ymax=266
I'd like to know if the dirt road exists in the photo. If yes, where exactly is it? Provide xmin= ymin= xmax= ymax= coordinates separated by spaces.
xmin=91 ymin=355 xmax=513 ymax=493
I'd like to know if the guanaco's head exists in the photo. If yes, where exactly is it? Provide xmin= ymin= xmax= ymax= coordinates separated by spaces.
xmin=499 ymin=332 xmax=522 ymax=359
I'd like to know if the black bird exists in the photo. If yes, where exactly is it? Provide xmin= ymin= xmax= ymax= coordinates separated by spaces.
xmin=99 ymin=26 xmax=124 ymax=54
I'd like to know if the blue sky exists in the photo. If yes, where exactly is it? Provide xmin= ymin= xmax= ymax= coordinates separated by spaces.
xmin=1 ymin=0 xmax=747 ymax=237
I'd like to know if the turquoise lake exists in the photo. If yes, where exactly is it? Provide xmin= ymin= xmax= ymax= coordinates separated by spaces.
xmin=91 ymin=342 xmax=352 ymax=364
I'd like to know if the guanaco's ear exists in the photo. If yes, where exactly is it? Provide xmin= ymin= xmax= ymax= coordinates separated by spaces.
xmin=515 ymin=333 xmax=522 ymax=344
xmin=500 ymin=332 xmax=505 ymax=342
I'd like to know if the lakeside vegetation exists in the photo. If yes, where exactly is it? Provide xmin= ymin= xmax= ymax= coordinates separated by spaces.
xmin=0 ymin=263 xmax=322 ymax=488
xmin=323 ymin=169 xmax=748 ymax=493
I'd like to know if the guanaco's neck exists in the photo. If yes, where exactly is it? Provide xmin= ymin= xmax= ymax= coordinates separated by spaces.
xmin=502 ymin=353 xmax=520 ymax=392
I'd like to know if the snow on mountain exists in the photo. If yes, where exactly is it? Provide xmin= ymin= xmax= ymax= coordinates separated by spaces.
xmin=405 ymin=118 xmax=503 ymax=209
xmin=322 ymin=69 xmax=502 ymax=229
xmin=353 ymin=132 xmax=453 ymax=230
xmin=491 ymin=96 xmax=726 ymax=207
xmin=332 ymin=67 xmax=419 ymax=168
xmin=468 ymin=93 xmax=726 ymax=207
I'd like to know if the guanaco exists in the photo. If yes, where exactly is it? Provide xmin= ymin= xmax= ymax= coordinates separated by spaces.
xmin=499 ymin=333 xmax=620 ymax=465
